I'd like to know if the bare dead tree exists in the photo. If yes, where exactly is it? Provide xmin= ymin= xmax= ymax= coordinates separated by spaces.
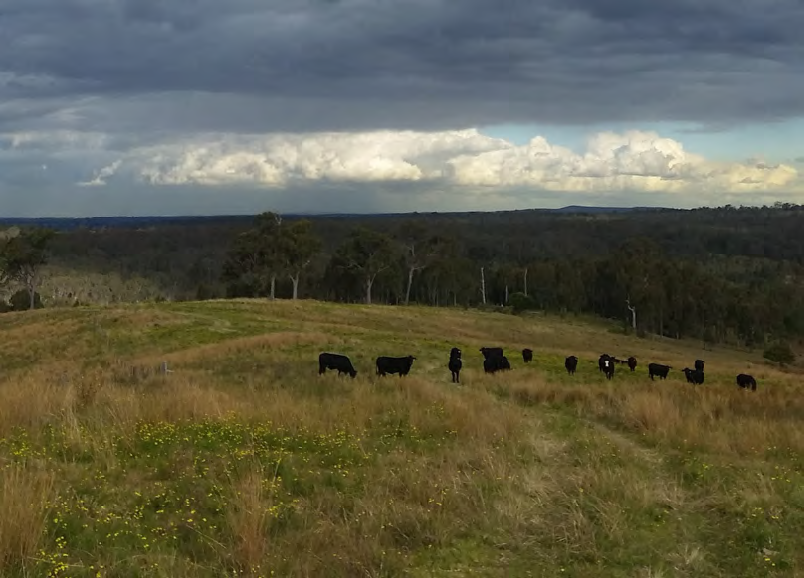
xmin=626 ymin=296 xmax=637 ymax=330
xmin=523 ymin=266 xmax=529 ymax=297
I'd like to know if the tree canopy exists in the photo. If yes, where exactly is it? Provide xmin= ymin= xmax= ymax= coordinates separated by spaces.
xmin=0 ymin=227 xmax=55 ymax=310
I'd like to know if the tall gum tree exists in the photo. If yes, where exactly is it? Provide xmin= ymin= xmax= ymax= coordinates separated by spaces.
xmin=394 ymin=222 xmax=448 ymax=306
xmin=280 ymin=219 xmax=321 ymax=300
xmin=221 ymin=212 xmax=284 ymax=298
xmin=334 ymin=227 xmax=397 ymax=305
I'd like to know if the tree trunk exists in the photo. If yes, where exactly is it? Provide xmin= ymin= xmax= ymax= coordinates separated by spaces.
xmin=366 ymin=275 xmax=374 ymax=304
xmin=270 ymin=275 xmax=276 ymax=300
xmin=626 ymin=298 xmax=637 ymax=330
xmin=290 ymin=273 xmax=300 ymax=300
xmin=480 ymin=266 xmax=486 ymax=304
xmin=523 ymin=267 xmax=528 ymax=297
xmin=505 ymin=284 xmax=509 ymax=304
xmin=405 ymin=266 xmax=415 ymax=305
xmin=27 ymin=279 xmax=36 ymax=310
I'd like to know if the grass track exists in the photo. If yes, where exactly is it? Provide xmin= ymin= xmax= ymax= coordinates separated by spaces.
xmin=0 ymin=299 xmax=802 ymax=577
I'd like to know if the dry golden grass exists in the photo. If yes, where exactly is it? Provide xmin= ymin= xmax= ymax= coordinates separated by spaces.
xmin=0 ymin=299 xmax=802 ymax=577
xmin=507 ymin=374 xmax=804 ymax=458
xmin=0 ymin=465 xmax=55 ymax=571
xmin=226 ymin=466 xmax=275 ymax=574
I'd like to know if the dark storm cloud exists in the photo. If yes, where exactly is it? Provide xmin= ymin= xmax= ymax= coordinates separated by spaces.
xmin=1 ymin=0 xmax=803 ymax=218
xmin=1 ymin=0 xmax=803 ymax=133
xmin=0 ymin=177 xmax=699 ymax=219
xmin=0 ymin=180 xmax=475 ymax=218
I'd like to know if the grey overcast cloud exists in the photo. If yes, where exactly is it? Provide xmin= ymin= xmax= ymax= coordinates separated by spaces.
xmin=1 ymin=0 xmax=803 ymax=216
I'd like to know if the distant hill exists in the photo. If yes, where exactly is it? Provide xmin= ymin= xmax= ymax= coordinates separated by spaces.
xmin=548 ymin=205 xmax=669 ymax=214
xmin=0 ymin=205 xmax=672 ymax=230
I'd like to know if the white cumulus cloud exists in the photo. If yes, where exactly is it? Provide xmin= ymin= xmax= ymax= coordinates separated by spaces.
xmin=100 ymin=129 xmax=802 ymax=199
xmin=1 ymin=127 xmax=802 ymax=215
xmin=78 ymin=159 xmax=121 ymax=187
xmin=447 ymin=130 xmax=800 ymax=194
xmin=130 ymin=129 xmax=506 ymax=186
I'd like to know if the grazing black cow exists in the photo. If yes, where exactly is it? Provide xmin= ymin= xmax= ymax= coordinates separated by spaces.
xmin=601 ymin=356 xmax=615 ymax=380
xmin=695 ymin=359 xmax=705 ymax=372
xmin=318 ymin=352 xmax=358 ymax=378
xmin=522 ymin=348 xmax=533 ymax=363
xmin=598 ymin=354 xmax=613 ymax=373
xmin=480 ymin=347 xmax=504 ymax=360
xmin=682 ymin=367 xmax=705 ymax=384
xmin=736 ymin=373 xmax=757 ymax=391
xmin=448 ymin=347 xmax=462 ymax=383
xmin=565 ymin=355 xmax=578 ymax=375
xmin=648 ymin=363 xmax=671 ymax=381
xmin=376 ymin=355 xmax=417 ymax=377
xmin=627 ymin=356 xmax=637 ymax=372
xmin=484 ymin=355 xmax=511 ymax=374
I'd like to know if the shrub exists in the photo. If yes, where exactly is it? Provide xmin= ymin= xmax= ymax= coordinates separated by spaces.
xmin=9 ymin=289 xmax=42 ymax=311
xmin=763 ymin=341 xmax=796 ymax=365
xmin=509 ymin=291 xmax=538 ymax=313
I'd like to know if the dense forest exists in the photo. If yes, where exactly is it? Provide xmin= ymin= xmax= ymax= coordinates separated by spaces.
xmin=2 ymin=203 xmax=804 ymax=352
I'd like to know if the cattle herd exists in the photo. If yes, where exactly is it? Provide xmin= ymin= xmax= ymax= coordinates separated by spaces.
xmin=318 ymin=349 xmax=760 ymax=391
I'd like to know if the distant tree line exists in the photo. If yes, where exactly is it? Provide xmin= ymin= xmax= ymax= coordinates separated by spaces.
xmin=4 ymin=202 xmax=804 ymax=352
xmin=217 ymin=209 xmax=804 ymax=350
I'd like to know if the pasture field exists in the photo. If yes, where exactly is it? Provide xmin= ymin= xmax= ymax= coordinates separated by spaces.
xmin=0 ymin=299 xmax=803 ymax=577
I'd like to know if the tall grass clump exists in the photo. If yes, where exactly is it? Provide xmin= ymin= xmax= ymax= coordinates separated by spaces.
xmin=0 ymin=465 xmax=55 ymax=571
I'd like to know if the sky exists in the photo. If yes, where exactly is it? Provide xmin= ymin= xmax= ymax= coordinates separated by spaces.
xmin=1 ymin=0 xmax=804 ymax=217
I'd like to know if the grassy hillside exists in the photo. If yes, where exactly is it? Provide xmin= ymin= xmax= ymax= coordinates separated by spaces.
xmin=0 ymin=300 xmax=802 ymax=577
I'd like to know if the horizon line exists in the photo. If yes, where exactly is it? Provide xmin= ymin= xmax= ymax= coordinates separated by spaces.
xmin=1 ymin=202 xmax=800 ymax=221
